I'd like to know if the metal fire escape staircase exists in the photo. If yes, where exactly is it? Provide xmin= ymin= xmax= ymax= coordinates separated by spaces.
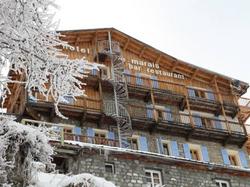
xmin=98 ymin=35 xmax=132 ymax=148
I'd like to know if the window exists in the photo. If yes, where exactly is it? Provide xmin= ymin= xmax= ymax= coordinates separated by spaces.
xmin=105 ymin=163 xmax=115 ymax=174
xmin=190 ymin=149 xmax=200 ymax=160
xmin=100 ymin=66 xmax=110 ymax=80
xmin=94 ymin=129 xmax=108 ymax=145
xmin=183 ymin=144 xmax=210 ymax=162
xmin=227 ymin=150 xmax=241 ymax=166
xmin=131 ymin=138 xmax=139 ymax=150
xmin=145 ymin=169 xmax=162 ymax=187
xmin=163 ymin=143 xmax=170 ymax=155
xmin=215 ymin=179 xmax=230 ymax=187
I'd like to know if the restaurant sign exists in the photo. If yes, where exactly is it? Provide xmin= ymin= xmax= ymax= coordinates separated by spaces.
xmin=128 ymin=59 xmax=185 ymax=80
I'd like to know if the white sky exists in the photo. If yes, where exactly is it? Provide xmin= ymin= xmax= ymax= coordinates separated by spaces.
xmin=55 ymin=0 xmax=250 ymax=96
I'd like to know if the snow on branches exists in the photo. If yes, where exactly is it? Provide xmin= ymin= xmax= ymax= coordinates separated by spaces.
xmin=0 ymin=0 xmax=98 ymax=118
xmin=0 ymin=116 xmax=54 ymax=186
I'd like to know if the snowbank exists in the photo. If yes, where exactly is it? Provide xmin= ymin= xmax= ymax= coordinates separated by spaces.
xmin=29 ymin=172 xmax=116 ymax=187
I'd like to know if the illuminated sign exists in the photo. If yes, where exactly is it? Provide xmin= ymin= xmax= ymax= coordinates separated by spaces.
xmin=128 ymin=59 xmax=185 ymax=80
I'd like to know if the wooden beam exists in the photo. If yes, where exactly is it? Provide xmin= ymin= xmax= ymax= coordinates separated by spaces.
xmin=155 ymin=55 xmax=162 ymax=64
xmin=75 ymin=35 xmax=81 ymax=45
xmin=123 ymin=38 xmax=130 ymax=51
xmin=214 ymin=78 xmax=231 ymax=134
xmin=171 ymin=61 xmax=179 ymax=72
xmin=139 ymin=47 xmax=146 ymax=58
xmin=191 ymin=69 xmax=199 ymax=81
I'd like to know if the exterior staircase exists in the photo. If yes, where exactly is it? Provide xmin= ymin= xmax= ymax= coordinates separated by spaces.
xmin=98 ymin=39 xmax=132 ymax=148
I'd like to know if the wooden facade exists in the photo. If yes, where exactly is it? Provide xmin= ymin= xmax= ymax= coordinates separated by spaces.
xmin=3 ymin=28 xmax=250 ymax=148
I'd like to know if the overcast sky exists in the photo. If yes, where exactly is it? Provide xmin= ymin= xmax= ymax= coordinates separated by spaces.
xmin=55 ymin=0 xmax=250 ymax=96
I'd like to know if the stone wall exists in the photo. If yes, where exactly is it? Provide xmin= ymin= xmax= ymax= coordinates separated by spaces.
xmin=66 ymin=151 xmax=250 ymax=187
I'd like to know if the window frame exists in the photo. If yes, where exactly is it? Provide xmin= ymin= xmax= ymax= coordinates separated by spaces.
xmin=161 ymin=140 xmax=171 ymax=156
xmin=189 ymin=144 xmax=203 ymax=161
xmin=105 ymin=162 xmax=115 ymax=174
xmin=226 ymin=149 xmax=241 ymax=167
xmin=145 ymin=169 xmax=163 ymax=187
xmin=129 ymin=135 xmax=140 ymax=150
xmin=215 ymin=179 xmax=230 ymax=187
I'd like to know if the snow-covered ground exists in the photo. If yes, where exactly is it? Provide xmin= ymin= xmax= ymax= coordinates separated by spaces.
xmin=29 ymin=172 xmax=116 ymax=187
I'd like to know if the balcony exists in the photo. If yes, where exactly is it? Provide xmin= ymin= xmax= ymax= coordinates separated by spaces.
xmin=123 ymin=74 xmax=238 ymax=115
xmin=22 ymin=119 xmax=119 ymax=147
xmin=124 ymin=73 xmax=186 ymax=106
xmin=238 ymin=97 xmax=250 ymax=123
xmin=26 ymin=92 xmax=102 ymax=120
xmin=128 ymin=104 xmax=246 ymax=146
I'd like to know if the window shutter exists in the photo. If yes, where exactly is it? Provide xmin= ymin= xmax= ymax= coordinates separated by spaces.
xmin=214 ymin=117 xmax=222 ymax=129
xmin=124 ymin=69 xmax=131 ymax=83
xmin=136 ymin=73 xmax=143 ymax=85
xmin=87 ymin=128 xmax=94 ymax=143
xmin=201 ymin=146 xmax=210 ymax=162
xmin=156 ymin=137 xmax=164 ymax=154
xmin=239 ymin=151 xmax=248 ymax=168
xmin=188 ymin=89 xmax=196 ymax=97
xmin=170 ymin=141 xmax=179 ymax=157
xmin=193 ymin=114 xmax=202 ymax=128
xmin=139 ymin=136 xmax=148 ymax=152
xmin=221 ymin=149 xmax=230 ymax=165
xmin=146 ymin=104 xmax=153 ymax=119
xmin=164 ymin=107 xmax=173 ymax=122
xmin=183 ymin=144 xmax=191 ymax=159
xmin=151 ymin=75 xmax=159 ymax=89
xmin=91 ymin=69 xmax=98 ymax=75
xmin=73 ymin=127 xmax=81 ymax=142
xmin=108 ymin=131 xmax=115 ymax=140
xmin=207 ymin=91 xmax=215 ymax=101
xmin=73 ymin=127 xmax=82 ymax=135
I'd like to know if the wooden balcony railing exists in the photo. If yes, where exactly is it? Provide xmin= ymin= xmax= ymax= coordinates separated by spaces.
xmin=28 ymin=92 xmax=102 ymax=112
xmin=124 ymin=73 xmax=186 ymax=96
xmin=128 ymin=104 xmax=245 ymax=135
xmin=239 ymin=97 xmax=250 ymax=108
xmin=22 ymin=119 xmax=119 ymax=147
xmin=63 ymin=133 xmax=119 ymax=147
xmin=123 ymin=73 xmax=237 ymax=107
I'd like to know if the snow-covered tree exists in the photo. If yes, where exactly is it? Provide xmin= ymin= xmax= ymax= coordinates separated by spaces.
xmin=0 ymin=0 xmax=113 ymax=186
xmin=0 ymin=0 xmax=98 ymax=118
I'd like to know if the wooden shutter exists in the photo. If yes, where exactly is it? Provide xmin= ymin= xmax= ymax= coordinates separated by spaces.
xmin=124 ymin=69 xmax=131 ymax=83
xmin=221 ymin=149 xmax=230 ymax=165
xmin=193 ymin=114 xmax=203 ymax=128
xmin=183 ymin=144 xmax=191 ymax=159
xmin=170 ymin=141 xmax=179 ymax=157
xmin=139 ymin=136 xmax=148 ymax=152
xmin=188 ymin=89 xmax=196 ymax=97
xmin=156 ymin=137 xmax=164 ymax=154
xmin=164 ymin=106 xmax=173 ymax=122
xmin=87 ymin=128 xmax=94 ymax=143
xmin=206 ymin=91 xmax=215 ymax=101
xmin=214 ymin=117 xmax=222 ymax=129
xmin=136 ymin=73 xmax=143 ymax=85
xmin=151 ymin=75 xmax=159 ymax=89
xmin=108 ymin=131 xmax=115 ymax=140
xmin=146 ymin=104 xmax=153 ymax=119
xmin=239 ymin=151 xmax=248 ymax=168
xmin=201 ymin=146 xmax=210 ymax=162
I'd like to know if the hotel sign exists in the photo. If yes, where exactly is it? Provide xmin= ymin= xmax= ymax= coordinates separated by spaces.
xmin=128 ymin=59 xmax=185 ymax=80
